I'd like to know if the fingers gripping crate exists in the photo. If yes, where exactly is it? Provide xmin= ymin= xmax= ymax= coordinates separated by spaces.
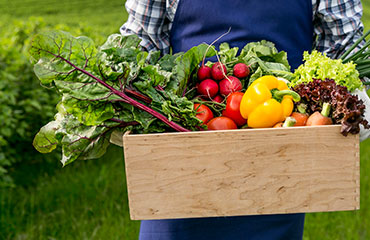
xmin=111 ymin=125 xmax=359 ymax=220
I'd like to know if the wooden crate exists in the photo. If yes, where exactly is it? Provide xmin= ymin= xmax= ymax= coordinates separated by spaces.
xmin=110 ymin=125 xmax=360 ymax=220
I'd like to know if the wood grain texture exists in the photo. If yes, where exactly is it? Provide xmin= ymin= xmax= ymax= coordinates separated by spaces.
xmin=122 ymin=125 xmax=359 ymax=220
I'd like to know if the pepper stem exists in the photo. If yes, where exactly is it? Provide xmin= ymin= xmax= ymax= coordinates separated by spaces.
xmin=272 ymin=89 xmax=301 ymax=102
xmin=321 ymin=102 xmax=331 ymax=117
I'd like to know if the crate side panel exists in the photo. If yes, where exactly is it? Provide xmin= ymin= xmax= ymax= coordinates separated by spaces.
xmin=123 ymin=126 xmax=359 ymax=220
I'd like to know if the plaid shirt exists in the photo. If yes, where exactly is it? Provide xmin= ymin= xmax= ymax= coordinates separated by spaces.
xmin=120 ymin=0 xmax=365 ymax=58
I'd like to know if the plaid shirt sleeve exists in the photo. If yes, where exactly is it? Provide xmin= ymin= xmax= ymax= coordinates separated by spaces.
xmin=120 ymin=0 xmax=177 ymax=54
xmin=312 ymin=0 xmax=365 ymax=59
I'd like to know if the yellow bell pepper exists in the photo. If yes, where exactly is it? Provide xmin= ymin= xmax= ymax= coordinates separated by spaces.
xmin=239 ymin=76 xmax=301 ymax=128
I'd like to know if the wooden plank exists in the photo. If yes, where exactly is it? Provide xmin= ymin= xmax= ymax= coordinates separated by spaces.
xmin=123 ymin=125 xmax=360 ymax=220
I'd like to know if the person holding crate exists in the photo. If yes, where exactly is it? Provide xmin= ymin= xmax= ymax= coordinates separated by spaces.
xmin=120 ymin=0 xmax=369 ymax=239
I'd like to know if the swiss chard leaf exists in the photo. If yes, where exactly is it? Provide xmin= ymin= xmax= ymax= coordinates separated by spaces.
xmin=55 ymin=115 xmax=115 ymax=166
xmin=30 ymin=30 xmax=202 ymax=165
xmin=98 ymin=34 xmax=144 ymax=84
xmin=114 ymin=103 xmax=166 ymax=133
xmin=140 ymin=65 xmax=172 ymax=87
xmin=62 ymin=97 xmax=115 ymax=126
xmin=167 ymin=44 xmax=216 ymax=95
xmin=30 ymin=31 xmax=98 ymax=84
xmin=33 ymin=118 xmax=61 ymax=154
xmin=160 ymin=92 xmax=201 ymax=130
xmin=54 ymin=80 xmax=113 ymax=100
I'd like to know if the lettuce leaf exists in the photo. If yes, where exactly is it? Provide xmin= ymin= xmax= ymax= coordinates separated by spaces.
xmin=291 ymin=50 xmax=363 ymax=92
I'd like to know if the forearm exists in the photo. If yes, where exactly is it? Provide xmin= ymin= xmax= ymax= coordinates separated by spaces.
xmin=313 ymin=0 xmax=365 ymax=59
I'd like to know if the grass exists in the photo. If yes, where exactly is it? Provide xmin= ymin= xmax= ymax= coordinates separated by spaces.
xmin=303 ymin=139 xmax=370 ymax=240
xmin=0 ymin=145 xmax=140 ymax=240
xmin=1 ymin=1 xmax=370 ymax=239
xmin=364 ymin=1 xmax=370 ymax=30
xmin=0 ymin=0 xmax=126 ymax=36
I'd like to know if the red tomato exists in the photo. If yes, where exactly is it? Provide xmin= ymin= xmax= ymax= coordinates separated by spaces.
xmin=194 ymin=103 xmax=214 ymax=124
xmin=222 ymin=92 xmax=247 ymax=126
xmin=207 ymin=117 xmax=237 ymax=130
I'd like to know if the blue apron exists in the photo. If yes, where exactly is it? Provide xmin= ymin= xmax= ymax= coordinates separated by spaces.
xmin=139 ymin=0 xmax=312 ymax=239
xmin=170 ymin=0 xmax=313 ymax=70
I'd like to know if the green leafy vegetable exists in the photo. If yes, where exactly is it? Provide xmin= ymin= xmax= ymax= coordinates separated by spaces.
xmin=30 ymin=30 xmax=209 ymax=165
xmin=213 ymin=41 xmax=293 ymax=87
xmin=291 ymin=50 xmax=363 ymax=92
xmin=62 ymin=97 xmax=115 ymax=126
xmin=55 ymin=114 xmax=117 ymax=166
xmin=30 ymin=31 xmax=296 ymax=166
xmin=240 ymin=41 xmax=292 ymax=84
xmin=33 ymin=119 xmax=60 ymax=154
xmin=218 ymin=43 xmax=239 ymax=63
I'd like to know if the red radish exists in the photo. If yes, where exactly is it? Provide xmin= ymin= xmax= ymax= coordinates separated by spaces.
xmin=211 ymin=62 xmax=227 ymax=80
xmin=197 ymin=65 xmax=212 ymax=81
xmin=233 ymin=63 xmax=250 ymax=78
xmin=212 ymin=95 xmax=224 ymax=103
xmin=199 ymin=29 xmax=231 ymax=81
xmin=219 ymin=76 xmax=242 ymax=96
xmin=197 ymin=79 xmax=219 ymax=99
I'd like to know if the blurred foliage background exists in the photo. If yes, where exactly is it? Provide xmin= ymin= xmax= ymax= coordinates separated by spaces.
xmin=0 ymin=0 xmax=369 ymax=239
xmin=0 ymin=18 xmax=107 ymax=187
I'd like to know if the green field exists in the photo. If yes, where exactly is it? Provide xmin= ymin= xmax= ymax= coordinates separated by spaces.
xmin=1 ymin=1 xmax=370 ymax=239
xmin=0 ymin=0 xmax=126 ymax=36
xmin=363 ymin=1 xmax=370 ymax=30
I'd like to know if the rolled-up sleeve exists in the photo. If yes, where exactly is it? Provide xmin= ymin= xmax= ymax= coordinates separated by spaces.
xmin=313 ymin=0 xmax=364 ymax=59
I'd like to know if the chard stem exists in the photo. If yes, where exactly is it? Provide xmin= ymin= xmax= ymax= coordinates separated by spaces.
xmin=124 ymin=88 xmax=152 ymax=104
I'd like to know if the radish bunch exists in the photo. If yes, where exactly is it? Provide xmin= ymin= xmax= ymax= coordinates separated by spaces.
xmin=196 ymin=62 xmax=249 ymax=101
